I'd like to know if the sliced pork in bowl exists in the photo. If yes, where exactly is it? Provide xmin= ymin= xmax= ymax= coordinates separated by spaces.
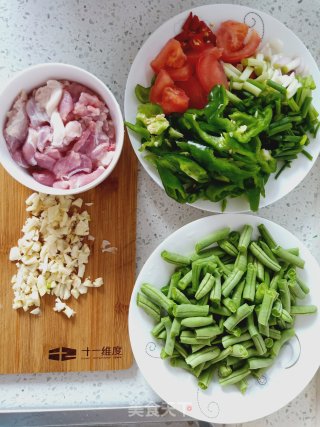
xmin=0 ymin=63 xmax=124 ymax=195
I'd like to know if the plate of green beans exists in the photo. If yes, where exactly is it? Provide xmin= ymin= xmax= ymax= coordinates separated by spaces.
xmin=129 ymin=214 xmax=320 ymax=423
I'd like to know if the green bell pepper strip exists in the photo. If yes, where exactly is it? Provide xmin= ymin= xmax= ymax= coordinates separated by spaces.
xmin=155 ymin=159 xmax=187 ymax=203
xmin=134 ymin=84 xmax=151 ymax=103
xmin=229 ymin=106 xmax=273 ymax=143
xmin=204 ymin=84 xmax=229 ymax=119
xmin=177 ymin=141 xmax=255 ymax=182
xmin=125 ymin=121 xmax=150 ymax=139
xmin=183 ymin=113 xmax=229 ymax=152
xmin=163 ymin=153 xmax=209 ymax=183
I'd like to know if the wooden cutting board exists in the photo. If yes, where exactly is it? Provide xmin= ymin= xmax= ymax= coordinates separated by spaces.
xmin=0 ymin=134 xmax=137 ymax=373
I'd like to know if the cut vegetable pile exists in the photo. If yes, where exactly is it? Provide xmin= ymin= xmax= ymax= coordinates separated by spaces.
xmin=136 ymin=223 xmax=317 ymax=392
xmin=126 ymin=13 xmax=320 ymax=211
xmin=9 ymin=192 xmax=104 ymax=317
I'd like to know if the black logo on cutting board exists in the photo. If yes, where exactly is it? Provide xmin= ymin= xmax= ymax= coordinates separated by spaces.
xmin=48 ymin=347 xmax=77 ymax=361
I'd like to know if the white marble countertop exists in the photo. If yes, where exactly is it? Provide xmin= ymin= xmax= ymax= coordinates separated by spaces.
xmin=0 ymin=0 xmax=320 ymax=426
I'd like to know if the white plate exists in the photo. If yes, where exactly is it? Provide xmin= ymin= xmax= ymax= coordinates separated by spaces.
xmin=124 ymin=4 xmax=320 ymax=213
xmin=129 ymin=214 xmax=320 ymax=424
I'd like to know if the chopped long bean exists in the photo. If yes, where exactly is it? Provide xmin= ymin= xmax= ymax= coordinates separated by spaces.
xmin=198 ymin=365 xmax=216 ymax=390
xmin=141 ymin=283 xmax=175 ymax=314
xmin=195 ymin=227 xmax=230 ymax=253
xmin=222 ymin=268 xmax=244 ymax=297
xmin=258 ymin=224 xmax=276 ymax=249
xmin=250 ymin=242 xmax=281 ymax=272
xmin=137 ymin=292 xmax=161 ymax=321
xmin=224 ymin=304 xmax=255 ymax=331
xmin=238 ymin=225 xmax=253 ymax=253
xmin=195 ymin=273 xmax=215 ymax=300
xmin=167 ymin=271 xmax=181 ymax=299
xmin=185 ymin=347 xmax=221 ymax=368
xmin=271 ymin=328 xmax=295 ymax=357
xmin=181 ymin=315 xmax=214 ymax=328
xmin=272 ymin=246 xmax=305 ymax=269
xmin=243 ymin=263 xmax=257 ymax=302
xmin=161 ymin=250 xmax=191 ymax=266
xmin=258 ymin=289 xmax=279 ymax=326
xmin=171 ymin=287 xmax=191 ymax=304
xmin=290 ymin=305 xmax=317 ymax=315
xmin=219 ymin=366 xmax=251 ymax=386
xmin=222 ymin=332 xmax=251 ymax=348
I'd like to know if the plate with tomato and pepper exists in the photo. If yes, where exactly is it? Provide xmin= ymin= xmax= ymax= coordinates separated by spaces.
xmin=124 ymin=4 xmax=320 ymax=212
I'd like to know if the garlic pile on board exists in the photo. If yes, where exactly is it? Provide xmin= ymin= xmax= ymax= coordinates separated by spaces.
xmin=9 ymin=192 xmax=104 ymax=318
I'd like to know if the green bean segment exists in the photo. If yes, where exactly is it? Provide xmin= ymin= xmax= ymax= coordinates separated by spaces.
xmin=181 ymin=316 xmax=214 ymax=328
xmin=195 ymin=227 xmax=230 ymax=253
xmin=137 ymin=224 xmax=316 ymax=394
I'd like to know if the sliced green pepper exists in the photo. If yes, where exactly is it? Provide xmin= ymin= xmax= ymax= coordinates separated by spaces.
xmin=163 ymin=153 xmax=209 ymax=183
xmin=155 ymin=159 xmax=187 ymax=203
xmin=229 ymin=106 xmax=273 ymax=143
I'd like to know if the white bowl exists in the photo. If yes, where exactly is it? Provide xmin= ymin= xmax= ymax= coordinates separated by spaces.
xmin=0 ymin=63 xmax=124 ymax=195
xmin=129 ymin=214 xmax=320 ymax=424
xmin=124 ymin=4 xmax=320 ymax=212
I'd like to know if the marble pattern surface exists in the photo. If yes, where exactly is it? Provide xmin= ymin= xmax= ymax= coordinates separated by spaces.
xmin=0 ymin=0 xmax=319 ymax=425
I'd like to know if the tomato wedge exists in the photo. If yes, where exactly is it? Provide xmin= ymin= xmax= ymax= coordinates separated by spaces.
xmin=186 ymin=45 xmax=220 ymax=65
xmin=216 ymin=20 xmax=248 ymax=52
xmin=176 ymin=76 xmax=207 ymax=109
xmin=160 ymin=86 xmax=189 ymax=114
xmin=216 ymin=21 xmax=261 ymax=63
xmin=165 ymin=62 xmax=193 ymax=81
xmin=149 ymin=69 xmax=174 ymax=104
xmin=196 ymin=50 xmax=228 ymax=93
xmin=151 ymin=39 xmax=186 ymax=73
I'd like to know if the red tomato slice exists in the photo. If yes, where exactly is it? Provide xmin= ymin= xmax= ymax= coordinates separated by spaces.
xmin=151 ymin=39 xmax=187 ymax=73
xmin=216 ymin=20 xmax=248 ymax=52
xmin=196 ymin=51 xmax=228 ymax=93
xmin=176 ymin=76 xmax=208 ymax=109
xmin=149 ymin=69 xmax=174 ymax=104
xmin=216 ymin=21 xmax=261 ymax=63
xmin=160 ymin=86 xmax=189 ymax=114
xmin=187 ymin=46 xmax=222 ymax=66
xmin=165 ymin=62 xmax=193 ymax=81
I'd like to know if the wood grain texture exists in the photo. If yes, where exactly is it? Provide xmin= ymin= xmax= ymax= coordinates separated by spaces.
xmin=0 ymin=133 xmax=137 ymax=373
